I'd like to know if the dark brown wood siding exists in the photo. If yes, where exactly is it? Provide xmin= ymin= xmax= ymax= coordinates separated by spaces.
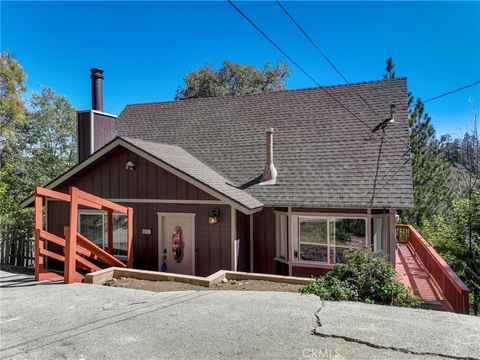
xmin=55 ymin=146 xmax=216 ymax=200
xmin=252 ymin=207 xmax=276 ymax=274
xmin=93 ymin=113 xmax=116 ymax=151
xmin=235 ymin=211 xmax=250 ymax=272
xmin=77 ymin=112 xmax=91 ymax=162
xmin=291 ymin=266 xmax=330 ymax=277
xmin=47 ymin=201 xmax=231 ymax=276
xmin=45 ymin=200 xmax=69 ymax=270
xmin=77 ymin=112 xmax=116 ymax=162
xmin=47 ymin=145 xmax=231 ymax=276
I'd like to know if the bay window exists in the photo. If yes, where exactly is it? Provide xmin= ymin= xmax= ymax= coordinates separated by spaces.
xmin=298 ymin=218 xmax=329 ymax=262
xmin=295 ymin=216 xmax=367 ymax=264
xmin=78 ymin=211 xmax=128 ymax=258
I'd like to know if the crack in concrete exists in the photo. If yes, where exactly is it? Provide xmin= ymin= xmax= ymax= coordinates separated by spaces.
xmin=311 ymin=298 xmax=324 ymax=334
xmin=311 ymin=297 xmax=479 ymax=360
xmin=312 ymin=331 xmax=478 ymax=360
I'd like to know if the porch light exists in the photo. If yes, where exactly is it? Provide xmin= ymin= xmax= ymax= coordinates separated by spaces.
xmin=208 ymin=208 xmax=220 ymax=224
xmin=125 ymin=161 xmax=135 ymax=171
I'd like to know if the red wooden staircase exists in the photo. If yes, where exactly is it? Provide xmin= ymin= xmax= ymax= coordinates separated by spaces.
xmin=34 ymin=186 xmax=133 ymax=284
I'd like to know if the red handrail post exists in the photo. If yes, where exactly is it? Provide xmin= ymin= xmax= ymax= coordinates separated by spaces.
xmin=127 ymin=207 xmax=133 ymax=268
xmin=32 ymin=185 xmax=134 ymax=282
xmin=34 ymin=190 xmax=43 ymax=281
xmin=65 ymin=187 xmax=79 ymax=284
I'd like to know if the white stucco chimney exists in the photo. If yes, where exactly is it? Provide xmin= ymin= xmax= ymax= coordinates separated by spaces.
xmin=260 ymin=128 xmax=277 ymax=185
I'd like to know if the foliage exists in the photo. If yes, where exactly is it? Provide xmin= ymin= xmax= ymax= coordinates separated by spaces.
xmin=383 ymin=57 xmax=479 ymax=315
xmin=406 ymin=98 xmax=453 ymax=225
xmin=422 ymin=129 xmax=480 ymax=315
xmin=382 ymin=57 xmax=454 ymax=226
xmin=0 ymin=52 xmax=76 ymax=245
xmin=422 ymin=199 xmax=480 ymax=314
xmin=383 ymin=57 xmax=396 ymax=79
xmin=0 ymin=51 xmax=27 ymax=166
xmin=335 ymin=229 xmax=351 ymax=242
xmin=299 ymin=248 xmax=421 ymax=308
xmin=441 ymin=114 xmax=479 ymax=197
xmin=426 ymin=111 xmax=479 ymax=315
xmin=175 ymin=60 xmax=289 ymax=99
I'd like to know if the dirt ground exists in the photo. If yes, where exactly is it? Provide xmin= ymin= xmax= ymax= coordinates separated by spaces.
xmin=105 ymin=277 xmax=303 ymax=293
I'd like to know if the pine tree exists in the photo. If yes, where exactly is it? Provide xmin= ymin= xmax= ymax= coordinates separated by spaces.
xmin=384 ymin=57 xmax=396 ymax=79
xmin=383 ymin=58 xmax=453 ymax=226
xmin=406 ymin=98 xmax=453 ymax=225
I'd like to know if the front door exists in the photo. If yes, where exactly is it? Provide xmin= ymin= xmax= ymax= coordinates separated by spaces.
xmin=158 ymin=213 xmax=195 ymax=275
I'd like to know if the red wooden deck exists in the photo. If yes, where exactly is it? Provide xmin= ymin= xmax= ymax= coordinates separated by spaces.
xmin=395 ymin=243 xmax=453 ymax=311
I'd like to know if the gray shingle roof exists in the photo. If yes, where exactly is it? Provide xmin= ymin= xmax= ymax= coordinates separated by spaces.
xmin=121 ymin=137 xmax=263 ymax=210
xmin=117 ymin=78 xmax=413 ymax=209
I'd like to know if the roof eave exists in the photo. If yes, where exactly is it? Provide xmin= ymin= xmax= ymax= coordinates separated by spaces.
xmin=20 ymin=137 xmax=264 ymax=215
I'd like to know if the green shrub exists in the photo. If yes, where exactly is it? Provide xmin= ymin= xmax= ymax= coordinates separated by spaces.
xmin=299 ymin=248 xmax=421 ymax=308
xmin=335 ymin=229 xmax=351 ymax=242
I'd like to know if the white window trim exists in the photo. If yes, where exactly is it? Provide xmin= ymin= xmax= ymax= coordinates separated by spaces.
xmin=77 ymin=209 xmax=128 ymax=259
xmin=295 ymin=215 xmax=369 ymax=265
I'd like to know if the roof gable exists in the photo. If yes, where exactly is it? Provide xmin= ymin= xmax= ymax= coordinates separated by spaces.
xmin=21 ymin=137 xmax=263 ymax=213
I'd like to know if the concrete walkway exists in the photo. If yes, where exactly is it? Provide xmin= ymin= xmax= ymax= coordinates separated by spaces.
xmin=1 ymin=270 xmax=479 ymax=360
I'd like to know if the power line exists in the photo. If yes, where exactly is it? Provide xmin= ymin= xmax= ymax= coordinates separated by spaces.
xmin=275 ymin=0 xmax=412 ymax=151
xmin=228 ymin=1 xmax=320 ymax=89
xmin=227 ymin=0 xmax=379 ymax=136
xmin=403 ymin=80 xmax=480 ymax=110
xmin=373 ymin=79 xmax=479 ymax=186
xmin=228 ymin=0 xmax=411 ymax=205
xmin=272 ymin=1 xmax=410 ymax=149
xmin=366 ymin=156 xmax=411 ymax=204
xmin=366 ymin=77 xmax=479 ymax=201
xmin=365 ymin=147 xmax=411 ymax=198
xmin=370 ymin=80 xmax=480 ymax=202
xmin=275 ymin=0 xmax=378 ymax=116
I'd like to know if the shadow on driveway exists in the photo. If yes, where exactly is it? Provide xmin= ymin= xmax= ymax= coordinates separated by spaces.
xmin=0 ymin=270 xmax=62 ymax=288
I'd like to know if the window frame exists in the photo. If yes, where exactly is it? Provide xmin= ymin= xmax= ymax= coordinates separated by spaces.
xmin=296 ymin=215 xmax=368 ymax=265
xmin=298 ymin=216 xmax=330 ymax=263
xmin=77 ymin=210 xmax=128 ymax=260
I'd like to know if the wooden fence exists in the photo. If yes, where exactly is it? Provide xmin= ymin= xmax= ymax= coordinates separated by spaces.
xmin=0 ymin=224 xmax=35 ymax=267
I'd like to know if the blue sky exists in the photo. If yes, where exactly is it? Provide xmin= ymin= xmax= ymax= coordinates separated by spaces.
xmin=2 ymin=1 xmax=479 ymax=136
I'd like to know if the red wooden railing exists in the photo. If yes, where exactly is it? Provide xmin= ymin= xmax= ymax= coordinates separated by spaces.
xmin=34 ymin=186 xmax=133 ymax=284
xmin=396 ymin=224 xmax=469 ymax=314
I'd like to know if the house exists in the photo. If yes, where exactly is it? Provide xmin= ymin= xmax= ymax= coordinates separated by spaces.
xmin=22 ymin=69 xmax=413 ymax=277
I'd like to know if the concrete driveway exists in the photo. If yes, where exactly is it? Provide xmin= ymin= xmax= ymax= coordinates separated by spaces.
xmin=0 ymin=270 xmax=479 ymax=360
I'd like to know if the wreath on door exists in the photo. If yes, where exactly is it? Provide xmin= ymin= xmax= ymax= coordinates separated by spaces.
xmin=171 ymin=226 xmax=185 ymax=263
